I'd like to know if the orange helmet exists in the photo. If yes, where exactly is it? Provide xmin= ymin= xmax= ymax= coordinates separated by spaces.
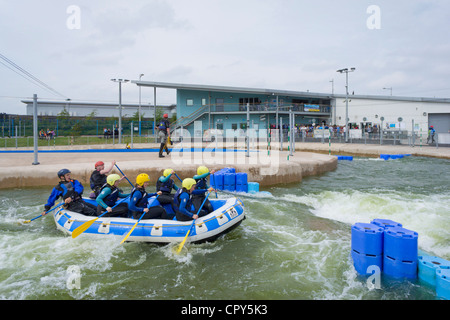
xmin=163 ymin=113 xmax=168 ymax=118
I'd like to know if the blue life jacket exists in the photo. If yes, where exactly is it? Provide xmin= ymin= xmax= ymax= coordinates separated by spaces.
xmin=156 ymin=178 xmax=174 ymax=194
xmin=99 ymin=184 xmax=119 ymax=207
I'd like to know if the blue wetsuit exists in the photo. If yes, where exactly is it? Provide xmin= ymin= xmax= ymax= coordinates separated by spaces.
xmin=192 ymin=172 xmax=214 ymax=214
xmin=44 ymin=179 xmax=96 ymax=216
xmin=174 ymin=188 xmax=208 ymax=221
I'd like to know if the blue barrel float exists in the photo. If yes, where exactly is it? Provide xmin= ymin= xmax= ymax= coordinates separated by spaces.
xmin=418 ymin=255 xmax=450 ymax=287
xmin=223 ymin=173 xmax=236 ymax=192
xmin=248 ymin=182 xmax=259 ymax=194
xmin=383 ymin=227 xmax=418 ymax=279
xmin=436 ymin=267 xmax=450 ymax=300
xmin=351 ymin=223 xmax=384 ymax=275
xmin=235 ymin=172 xmax=248 ymax=193
xmin=371 ymin=219 xmax=402 ymax=229
xmin=211 ymin=172 xmax=224 ymax=190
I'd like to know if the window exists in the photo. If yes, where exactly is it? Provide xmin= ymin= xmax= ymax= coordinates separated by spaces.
xmin=202 ymin=98 xmax=207 ymax=106
xmin=186 ymin=99 xmax=194 ymax=106
xmin=216 ymin=98 xmax=224 ymax=112
xmin=239 ymin=97 xmax=261 ymax=110
xmin=231 ymin=123 xmax=237 ymax=130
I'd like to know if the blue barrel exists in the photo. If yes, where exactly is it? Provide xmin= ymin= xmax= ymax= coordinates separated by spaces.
xmin=223 ymin=173 xmax=236 ymax=192
xmin=248 ymin=182 xmax=259 ymax=194
xmin=221 ymin=167 xmax=235 ymax=173
xmin=351 ymin=250 xmax=382 ymax=276
xmin=351 ymin=223 xmax=384 ymax=256
xmin=383 ymin=255 xmax=418 ymax=279
xmin=436 ymin=267 xmax=450 ymax=300
xmin=418 ymin=255 xmax=450 ymax=287
xmin=370 ymin=219 xmax=402 ymax=229
xmin=235 ymin=172 xmax=248 ymax=193
xmin=212 ymin=173 xmax=224 ymax=191
xmin=351 ymin=223 xmax=384 ymax=275
xmin=384 ymin=227 xmax=418 ymax=262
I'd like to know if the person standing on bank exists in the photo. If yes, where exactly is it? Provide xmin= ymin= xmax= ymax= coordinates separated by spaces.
xmin=158 ymin=113 xmax=171 ymax=158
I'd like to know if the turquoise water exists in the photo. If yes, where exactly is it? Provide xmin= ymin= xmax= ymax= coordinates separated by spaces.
xmin=0 ymin=156 xmax=448 ymax=300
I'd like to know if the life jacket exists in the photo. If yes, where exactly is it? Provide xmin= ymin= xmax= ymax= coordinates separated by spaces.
xmin=158 ymin=119 xmax=169 ymax=132
xmin=130 ymin=187 xmax=148 ymax=209
xmin=156 ymin=178 xmax=174 ymax=194
xmin=90 ymin=170 xmax=106 ymax=191
xmin=174 ymin=188 xmax=192 ymax=209
xmin=99 ymin=184 xmax=119 ymax=207
xmin=195 ymin=177 xmax=207 ymax=190
xmin=57 ymin=180 xmax=80 ymax=201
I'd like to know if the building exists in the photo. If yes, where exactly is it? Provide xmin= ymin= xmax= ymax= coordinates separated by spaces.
xmin=21 ymin=99 xmax=176 ymax=118
xmin=133 ymin=80 xmax=450 ymax=141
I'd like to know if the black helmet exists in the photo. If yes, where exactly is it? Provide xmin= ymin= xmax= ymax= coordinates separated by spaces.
xmin=57 ymin=169 xmax=71 ymax=178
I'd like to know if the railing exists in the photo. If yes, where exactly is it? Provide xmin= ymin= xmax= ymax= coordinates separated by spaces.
xmin=170 ymin=105 xmax=209 ymax=132
xmin=205 ymin=102 xmax=331 ymax=113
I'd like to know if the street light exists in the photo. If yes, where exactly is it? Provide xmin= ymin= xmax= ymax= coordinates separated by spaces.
xmin=383 ymin=87 xmax=392 ymax=96
xmin=139 ymin=74 xmax=144 ymax=136
xmin=337 ymin=67 xmax=356 ymax=142
xmin=111 ymin=78 xmax=130 ymax=144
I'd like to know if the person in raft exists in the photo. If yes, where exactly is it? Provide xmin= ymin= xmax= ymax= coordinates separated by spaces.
xmin=192 ymin=166 xmax=216 ymax=215
xmin=43 ymin=169 xmax=97 ymax=216
xmin=89 ymin=160 xmax=116 ymax=198
xmin=174 ymin=178 xmax=214 ymax=221
xmin=96 ymin=174 xmax=130 ymax=217
xmin=129 ymin=173 xmax=168 ymax=219
xmin=155 ymin=168 xmax=179 ymax=214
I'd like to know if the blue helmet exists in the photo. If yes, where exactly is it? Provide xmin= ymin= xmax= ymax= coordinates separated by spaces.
xmin=57 ymin=169 xmax=71 ymax=178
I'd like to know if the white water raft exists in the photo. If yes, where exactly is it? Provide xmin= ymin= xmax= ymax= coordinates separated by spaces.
xmin=53 ymin=196 xmax=245 ymax=244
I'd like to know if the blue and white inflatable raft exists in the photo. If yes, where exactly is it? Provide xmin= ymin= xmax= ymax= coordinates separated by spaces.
xmin=53 ymin=196 xmax=245 ymax=244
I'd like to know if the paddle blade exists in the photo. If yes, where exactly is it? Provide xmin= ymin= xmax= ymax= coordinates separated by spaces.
xmin=71 ymin=217 xmax=98 ymax=238
xmin=175 ymin=229 xmax=191 ymax=254
xmin=120 ymin=222 xmax=138 ymax=244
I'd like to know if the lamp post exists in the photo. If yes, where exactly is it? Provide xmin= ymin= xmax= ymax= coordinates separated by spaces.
xmin=138 ymin=74 xmax=144 ymax=136
xmin=337 ymin=67 xmax=355 ymax=143
xmin=111 ymin=78 xmax=129 ymax=144
xmin=383 ymin=87 xmax=392 ymax=96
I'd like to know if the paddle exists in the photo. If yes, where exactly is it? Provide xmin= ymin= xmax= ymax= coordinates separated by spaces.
xmin=175 ymin=191 xmax=211 ymax=254
xmin=71 ymin=196 xmax=129 ymax=239
xmin=211 ymin=173 xmax=218 ymax=199
xmin=114 ymin=164 xmax=134 ymax=188
xmin=23 ymin=202 xmax=65 ymax=224
xmin=174 ymin=172 xmax=183 ymax=183
xmin=119 ymin=195 xmax=160 ymax=244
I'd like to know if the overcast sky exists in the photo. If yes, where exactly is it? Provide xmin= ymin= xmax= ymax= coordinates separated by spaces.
xmin=1 ymin=0 xmax=449 ymax=115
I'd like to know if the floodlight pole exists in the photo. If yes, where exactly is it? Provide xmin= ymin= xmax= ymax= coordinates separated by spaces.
xmin=337 ymin=68 xmax=355 ymax=143
xmin=111 ymin=78 xmax=130 ymax=144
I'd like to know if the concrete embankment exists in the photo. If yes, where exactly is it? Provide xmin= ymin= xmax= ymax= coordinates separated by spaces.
xmin=0 ymin=143 xmax=338 ymax=189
